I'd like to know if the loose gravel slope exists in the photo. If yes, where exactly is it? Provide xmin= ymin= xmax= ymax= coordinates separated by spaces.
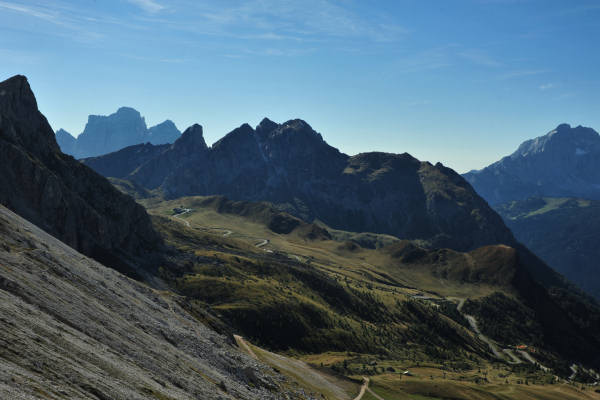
xmin=0 ymin=205 xmax=313 ymax=400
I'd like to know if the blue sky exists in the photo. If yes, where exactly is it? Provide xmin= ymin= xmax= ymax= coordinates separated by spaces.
xmin=1 ymin=0 xmax=599 ymax=172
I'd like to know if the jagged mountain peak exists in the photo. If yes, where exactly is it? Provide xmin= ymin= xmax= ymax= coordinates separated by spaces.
xmin=0 ymin=74 xmax=59 ymax=156
xmin=52 ymin=105 xmax=182 ymax=157
xmin=152 ymin=119 xmax=177 ymax=129
xmin=278 ymin=119 xmax=318 ymax=136
xmin=464 ymin=123 xmax=600 ymax=205
xmin=0 ymin=75 xmax=35 ymax=105
xmin=281 ymin=118 xmax=312 ymax=130
xmin=173 ymin=123 xmax=206 ymax=151
xmin=555 ymin=122 xmax=572 ymax=131
xmin=350 ymin=151 xmax=419 ymax=166
xmin=179 ymin=123 xmax=204 ymax=139
xmin=262 ymin=119 xmax=330 ymax=154
xmin=115 ymin=106 xmax=143 ymax=116
xmin=147 ymin=119 xmax=181 ymax=145
xmin=257 ymin=117 xmax=278 ymax=131
xmin=212 ymin=123 xmax=255 ymax=150
xmin=55 ymin=128 xmax=77 ymax=155
xmin=87 ymin=106 xmax=145 ymax=125
xmin=513 ymin=123 xmax=600 ymax=158
xmin=55 ymin=128 xmax=74 ymax=137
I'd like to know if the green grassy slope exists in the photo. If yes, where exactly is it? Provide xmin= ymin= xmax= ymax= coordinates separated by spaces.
xmin=141 ymin=196 xmax=600 ymax=375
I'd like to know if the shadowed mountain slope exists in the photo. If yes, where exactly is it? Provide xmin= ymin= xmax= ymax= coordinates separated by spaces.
xmin=0 ymin=75 xmax=163 ymax=277
xmin=497 ymin=197 xmax=600 ymax=300
xmin=83 ymin=118 xmax=514 ymax=252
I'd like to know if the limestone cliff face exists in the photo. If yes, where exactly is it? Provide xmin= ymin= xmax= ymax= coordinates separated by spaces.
xmin=55 ymin=107 xmax=181 ymax=158
xmin=75 ymin=107 xmax=148 ymax=158
xmin=85 ymin=117 xmax=514 ymax=251
xmin=0 ymin=75 xmax=163 ymax=276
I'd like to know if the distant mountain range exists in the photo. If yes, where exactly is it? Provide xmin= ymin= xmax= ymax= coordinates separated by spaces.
xmin=83 ymin=118 xmax=515 ymax=252
xmin=463 ymin=124 xmax=600 ymax=300
xmin=463 ymin=124 xmax=600 ymax=205
xmin=55 ymin=107 xmax=181 ymax=158
xmin=77 ymin=112 xmax=600 ymax=302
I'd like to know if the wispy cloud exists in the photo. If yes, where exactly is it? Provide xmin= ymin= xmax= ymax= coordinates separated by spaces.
xmin=0 ymin=1 xmax=60 ymax=24
xmin=151 ymin=0 xmax=408 ymax=44
xmin=127 ymin=0 xmax=165 ymax=13
xmin=539 ymin=83 xmax=555 ymax=90
xmin=0 ymin=1 xmax=106 ymax=42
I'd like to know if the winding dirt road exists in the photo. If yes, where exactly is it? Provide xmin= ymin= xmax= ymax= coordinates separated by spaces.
xmin=255 ymin=239 xmax=269 ymax=248
xmin=352 ymin=377 xmax=370 ymax=400
xmin=449 ymin=297 xmax=558 ymax=372
xmin=517 ymin=350 xmax=549 ymax=372
xmin=450 ymin=298 xmax=523 ymax=363
xmin=173 ymin=208 xmax=191 ymax=227
xmin=464 ymin=314 xmax=506 ymax=360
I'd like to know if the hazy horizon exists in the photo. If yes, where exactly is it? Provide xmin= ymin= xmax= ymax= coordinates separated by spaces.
xmin=2 ymin=0 xmax=599 ymax=172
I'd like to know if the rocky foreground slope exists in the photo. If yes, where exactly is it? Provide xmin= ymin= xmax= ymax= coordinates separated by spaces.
xmin=0 ymin=204 xmax=312 ymax=400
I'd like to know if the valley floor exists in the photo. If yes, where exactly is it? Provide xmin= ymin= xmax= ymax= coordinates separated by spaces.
xmin=144 ymin=196 xmax=600 ymax=400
